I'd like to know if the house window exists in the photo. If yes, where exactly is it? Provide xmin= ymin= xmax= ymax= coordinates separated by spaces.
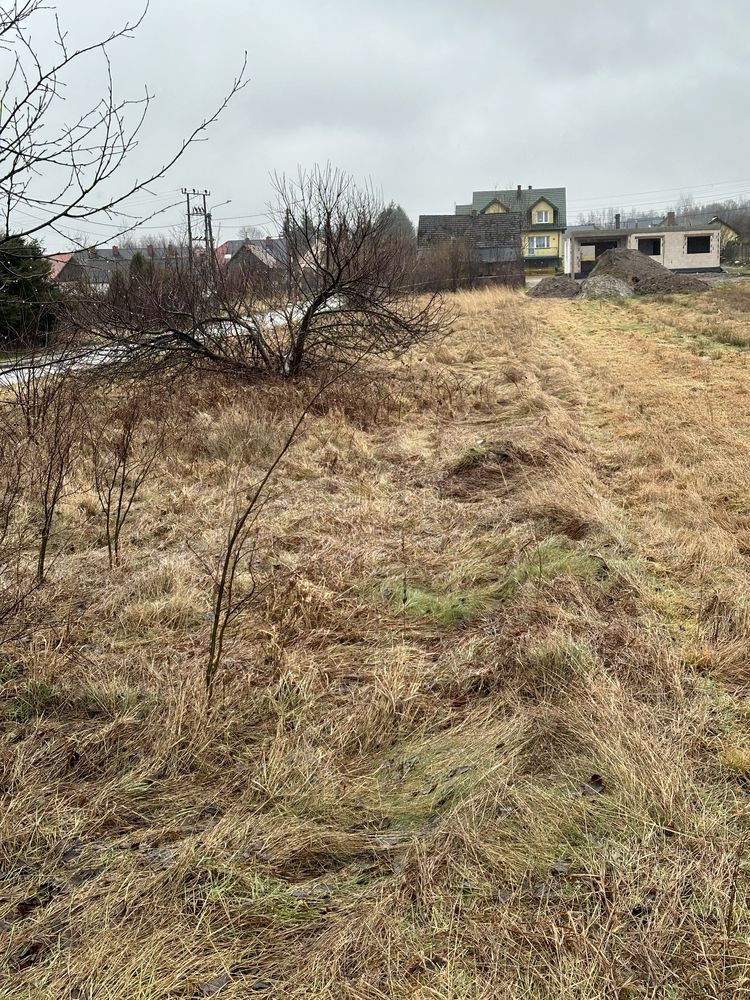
xmin=535 ymin=210 xmax=550 ymax=224
xmin=687 ymin=235 xmax=711 ymax=254
xmin=528 ymin=236 xmax=551 ymax=252
xmin=637 ymin=237 xmax=661 ymax=256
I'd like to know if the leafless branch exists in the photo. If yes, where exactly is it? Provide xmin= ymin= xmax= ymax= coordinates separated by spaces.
xmin=0 ymin=2 xmax=246 ymax=250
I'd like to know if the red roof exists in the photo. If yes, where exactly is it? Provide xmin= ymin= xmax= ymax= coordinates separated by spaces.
xmin=47 ymin=252 xmax=73 ymax=280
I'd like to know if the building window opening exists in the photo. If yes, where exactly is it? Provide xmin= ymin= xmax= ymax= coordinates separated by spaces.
xmin=687 ymin=235 xmax=711 ymax=254
xmin=637 ymin=237 xmax=661 ymax=256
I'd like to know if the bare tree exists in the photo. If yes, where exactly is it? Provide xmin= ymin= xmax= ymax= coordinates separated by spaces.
xmin=0 ymin=1 xmax=245 ymax=250
xmin=0 ymin=427 xmax=33 ymax=630
xmin=238 ymin=225 xmax=266 ymax=240
xmin=202 ymin=373 xmax=359 ymax=702
xmin=271 ymin=166 xmax=445 ymax=376
xmin=66 ymin=166 xmax=449 ymax=381
xmin=415 ymin=236 xmax=484 ymax=292
xmin=87 ymin=387 xmax=165 ymax=568
xmin=2 ymin=351 xmax=81 ymax=583
xmin=27 ymin=377 xmax=78 ymax=583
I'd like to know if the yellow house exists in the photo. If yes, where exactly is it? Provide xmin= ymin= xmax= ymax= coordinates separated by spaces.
xmin=456 ymin=185 xmax=567 ymax=275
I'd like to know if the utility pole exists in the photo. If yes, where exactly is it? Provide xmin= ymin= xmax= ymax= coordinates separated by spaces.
xmin=201 ymin=191 xmax=210 ymax=254
xmin=182 ymin=187 xmax=212 ymax=276
xmin=181 ymin=189 xmax=194 ymax=271
xmin=206 ymin=208 xmax=217 ymax=284
xmin=200 ymin=191 xmax=218 ymax=283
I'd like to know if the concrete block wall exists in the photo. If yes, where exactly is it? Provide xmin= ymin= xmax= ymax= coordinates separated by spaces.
xmin=625 ymin=230 xmax=720 ymax=270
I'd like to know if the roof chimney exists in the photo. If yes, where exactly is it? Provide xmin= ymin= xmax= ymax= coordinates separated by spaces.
xmin=146 ymin=243 xmax=154 ymax=258
xmin=112 ymin=245 xmax=120 ymax=258
xmin=516 ymin=185 xmax=522 ymax=198
xmin=666 ymin=211 xmax=676 ymax=227
xmin=615 ymin=213 xmax=621 ymax=230
xmin=528 ymin=185 xmax=532 ymax=190
xmin=265 ymin=235 xmax=273 ymax=243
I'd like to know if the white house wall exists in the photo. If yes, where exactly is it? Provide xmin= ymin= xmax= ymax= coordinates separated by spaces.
xmin=625 ymin=230 xmax=720 ymax=270
xmin=567 ymin=228 xmax=721 ymax=275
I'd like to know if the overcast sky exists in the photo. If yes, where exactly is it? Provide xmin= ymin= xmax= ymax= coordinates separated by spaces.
xmin=15 ymin=0 xmax=750 ymax=246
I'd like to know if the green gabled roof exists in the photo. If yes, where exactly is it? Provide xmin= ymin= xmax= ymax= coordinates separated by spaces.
xmin=456 ymin=187 xmax=567 ymax=227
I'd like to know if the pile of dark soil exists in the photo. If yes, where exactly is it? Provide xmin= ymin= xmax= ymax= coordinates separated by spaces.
xmin=589 ymin=248 xmax=669 ymax=286
xmin=634 ymin=273 xmax=709 ymax=295
xmin=590 ymin=248 xmax=710 ymax=295
xmin=528 ymin=276 xmax=581 ymax=299
xmin=442 ymin=439 xmax=545 ymax=500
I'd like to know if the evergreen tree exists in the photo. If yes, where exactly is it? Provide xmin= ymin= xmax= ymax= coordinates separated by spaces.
xmin=379 ymin=203 xmax=416 ymax=241
xmin=128 ymin=250 xmax=155 ymax=287
xmin=0 ymin=235 xmax=58 ymax=350
xmin=106 ymin=267 xmax=128 ymax=307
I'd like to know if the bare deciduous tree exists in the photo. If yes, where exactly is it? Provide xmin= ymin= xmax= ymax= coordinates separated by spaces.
xmin=0 ymin=427 xmax=32 ymax=630
xmin=201 ymin=375 xmax=349 ymax=702
xmin=28 ymin=380 xmax=78 ymax=584
xmin=415 ymin=236 xmax=485 ymax=292
xmin=3 ymin=354 xmax=81 ymax=583
xmin=87 ymin=387 xmax=165 ymax=568
xmin=66 ymin=166 xmax=450 ymax=381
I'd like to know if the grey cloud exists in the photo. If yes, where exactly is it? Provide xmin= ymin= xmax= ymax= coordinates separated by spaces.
xmin=27 ymin=0 xmax=750 ymax=243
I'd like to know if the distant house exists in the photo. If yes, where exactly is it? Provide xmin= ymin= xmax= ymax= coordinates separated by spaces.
xmin=456 ymin=186 xmax=567 ymax=275
xmin=50 ymin=243 xmax=188 ymax=289
xmin=48 ymin=253 xmax=77 ymax=280
xmin=216 ymin=236 xmax=287 ymax=276
xmin=567 ymin=213 xmax=722 ymax=277
xmin=416 ymin=213 xmax=524 ymax=288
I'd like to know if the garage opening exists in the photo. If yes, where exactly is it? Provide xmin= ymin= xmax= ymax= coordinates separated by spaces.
xmin=637 ymin=237 xmax=661 ymax=256
xmin=578 ymin=239 xmax=622 ymax=276
xmin=687 ymin=235 xmax=711 ymax=254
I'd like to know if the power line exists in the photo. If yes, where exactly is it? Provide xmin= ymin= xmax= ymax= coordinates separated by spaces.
xmin=569 ymin=191 xmax=750 ymax=220
xmin=567 ymin=176 xmax=750 ymax=207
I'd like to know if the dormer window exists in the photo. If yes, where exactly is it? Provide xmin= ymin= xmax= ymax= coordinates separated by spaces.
xmin=535 ymin=209 xmax=550 ymax=224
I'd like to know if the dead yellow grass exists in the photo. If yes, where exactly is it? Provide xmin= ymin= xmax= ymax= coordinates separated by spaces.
xmin=3 ymin=285 xmax=750 ymax=997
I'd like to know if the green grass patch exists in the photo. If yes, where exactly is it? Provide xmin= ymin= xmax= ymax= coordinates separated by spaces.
xmin=380 ymin=578 xmax=502 ymax=626
xmin=5 ymin=678 xmax=59 ymax=720
xmin=367 ymin=731 xmax=503 ymax=832
xmin=0 ymin=657 xmax=24 ymax=683
xmin=518 ymin=635 xmax=596 ymax=696
xmin=450 ymin=440 xmax=536 ymax=476
xmin=513 ymin=536 xmax=602 ymax=585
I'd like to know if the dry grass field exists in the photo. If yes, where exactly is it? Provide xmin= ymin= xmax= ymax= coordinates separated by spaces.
xmin=4 ymin=282 xmax=750 ymax=998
